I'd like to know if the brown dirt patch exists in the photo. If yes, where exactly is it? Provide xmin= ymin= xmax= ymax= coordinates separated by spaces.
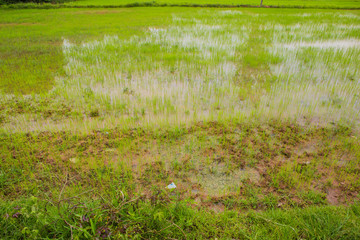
xmin=326 ymin=188 xmax=341 ymax=205
xmin=3 ymin=121 xmax=360 ymax=209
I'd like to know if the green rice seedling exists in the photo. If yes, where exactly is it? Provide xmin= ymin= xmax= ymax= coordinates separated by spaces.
xmin=1 ymin=9 xmax=359 ymax=133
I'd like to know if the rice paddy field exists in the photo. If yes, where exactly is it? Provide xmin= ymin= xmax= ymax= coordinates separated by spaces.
xmin=1 ymin=2 xmax=360 ymax=239
xmin=65 ymin=0 xmax=360 ymax=8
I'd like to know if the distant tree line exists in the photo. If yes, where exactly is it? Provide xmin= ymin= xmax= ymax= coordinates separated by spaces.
xmin=0 ymin=0 xmax=69 ymax=4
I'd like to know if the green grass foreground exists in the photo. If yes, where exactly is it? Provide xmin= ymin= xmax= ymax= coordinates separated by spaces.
xmin=1 ymin=198 xmax=360 ymax=239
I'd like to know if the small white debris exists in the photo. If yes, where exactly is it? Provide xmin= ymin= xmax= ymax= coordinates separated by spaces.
xmin=105 ymin=148 xmax=116 ymax=152
xmin=69 ymin=158 xmax=78 ymax=163
xmin=166 ymin=182 xmax=176 ymax=189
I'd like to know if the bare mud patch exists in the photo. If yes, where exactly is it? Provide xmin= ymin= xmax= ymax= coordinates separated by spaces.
xmin=189 ymin=164 xmax=260 ymax=197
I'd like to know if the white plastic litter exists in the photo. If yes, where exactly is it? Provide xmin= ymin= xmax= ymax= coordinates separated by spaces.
xmin=166 ymin=182 xmax=176 ymax=189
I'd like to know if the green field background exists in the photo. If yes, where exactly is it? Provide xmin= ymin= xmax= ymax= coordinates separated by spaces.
xmin=66 ymin=0 xmax=360 ymax=8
